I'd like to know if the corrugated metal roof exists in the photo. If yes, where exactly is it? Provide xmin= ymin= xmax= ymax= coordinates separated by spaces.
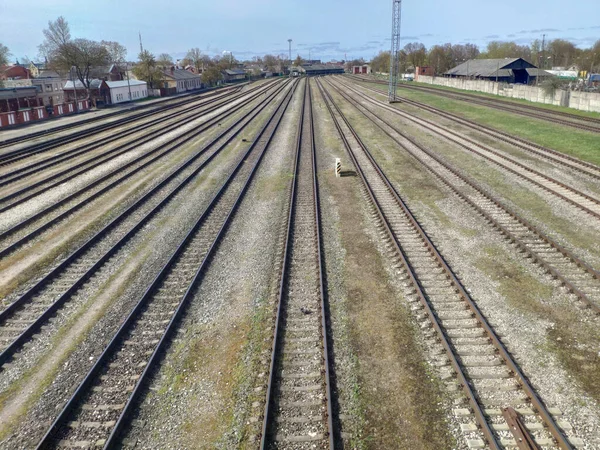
xmin=63 ymin=79 xmax=103 ymax=89
xmin=162 ymin=68 xmax=201 ymax=80
xmin=223 ymin=69 xmax=246 ymax=75
xmin=445 ymin=58 xmax=535 ymax=77
xmin=106 ymin=80 xmax=146 ymax=88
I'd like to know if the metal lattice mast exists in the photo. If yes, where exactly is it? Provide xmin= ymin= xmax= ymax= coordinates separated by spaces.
xmin=388 ymin=0 xmax=402 ymax=102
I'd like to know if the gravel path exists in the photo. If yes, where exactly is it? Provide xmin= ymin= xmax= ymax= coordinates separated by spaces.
xmin=0 ymin=84 xmax=289 ymax=447
xmin=119 ymin=81 xmax=299 ymax=449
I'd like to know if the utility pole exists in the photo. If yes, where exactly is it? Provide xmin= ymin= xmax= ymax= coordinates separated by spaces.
xmin=541 ymin=34 xmax=546 ymax=70
xmin=125 ymin=60 xmax=132 ymax=102
xmin=288 ymin=39 xmax=292 ymax=73
xmin=388 ymin=0 xmax=402 ymax=102
xmin=70 ymin=66 xmax=79 ymax=113
xmin=139 ymin=32 xmax=144 ymax=54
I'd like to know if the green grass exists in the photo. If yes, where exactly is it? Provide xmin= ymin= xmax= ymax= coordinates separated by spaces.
xmin=360 ymin=74 xmax=600 ymax=120
xmin=477 ymin=245 xmax=600 ymax=404
xmin=355 ymin=79 xmax=600 ymax=166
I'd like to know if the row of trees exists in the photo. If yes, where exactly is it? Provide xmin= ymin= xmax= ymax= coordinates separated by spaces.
xmin=368 ymin=39 xmax=600 ymax=75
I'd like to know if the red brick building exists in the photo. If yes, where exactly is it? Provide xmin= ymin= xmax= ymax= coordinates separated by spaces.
xmin=0 ymin=64 xmax=31 ymax=80
xmin=415 ymin=66 xmax=435 ymax=78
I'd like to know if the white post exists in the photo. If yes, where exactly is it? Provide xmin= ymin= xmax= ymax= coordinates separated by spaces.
xmin=335 ymin=158 xmax=341 ymax=177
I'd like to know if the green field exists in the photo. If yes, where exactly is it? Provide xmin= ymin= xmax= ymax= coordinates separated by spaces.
xmin=360 ymin=80 xmax=600 ymax=166
xmin=362 ymin=74 xmax=600 ymax=120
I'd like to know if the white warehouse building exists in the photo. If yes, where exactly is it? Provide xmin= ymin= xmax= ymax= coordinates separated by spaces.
xmin=104 ymin=80 xmax=148 ymax=104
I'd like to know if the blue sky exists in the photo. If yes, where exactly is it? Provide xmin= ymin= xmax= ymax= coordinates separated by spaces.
xmin=2 ymin=0 xmax=599 ymax=63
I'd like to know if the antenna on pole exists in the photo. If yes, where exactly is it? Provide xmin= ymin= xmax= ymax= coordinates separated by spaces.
xmin=139 ymin=32 xmax=144 ymax=54
xmin=388 ymin=0 xmax=402 ymax=103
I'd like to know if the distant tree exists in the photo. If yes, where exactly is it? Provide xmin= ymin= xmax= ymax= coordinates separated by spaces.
xmin=0 ymin=43 xmax=10 ymax=67
xmin=427 ymin=44 xmax=454 ymax=74
xmin=101 ymin=40 xmax=128 ymax=77
xmin=183 ymin=47 xmax=204 ymax=72
xmin=156 ymin=53 xmax=173 ymax=68
xmin=201 ymin=64 xmax=222 ymax=86
xmin=547 ymin=39 xmax=577 ymax=68
xmin=132 ymin=50 xmax=164 ymax=89
xmin=403 ymin=42 xmax=427 ymax=68
xmin=263 ymin=54 xmax=279 ymax=72
xmin=480 ymin=41 xmax=531 ymax=62
xmin=293 ymin=54 xmax=304 ymax=66
xmin=370 ymin=51 xmax=390 ymax=73
xmin=40 ymin=17 xmax=110 ymax=99
xmin=101 ymin=40 xmax=127 ymax=65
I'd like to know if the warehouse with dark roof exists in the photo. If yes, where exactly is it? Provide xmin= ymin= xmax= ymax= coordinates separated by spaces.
xmin=303 ymin=64 xmax=345 ymax=76
xmin=444 ymin=58 xmax=545 ymax=84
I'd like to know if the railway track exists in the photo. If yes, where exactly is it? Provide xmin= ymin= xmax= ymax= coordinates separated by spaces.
xmin=0 ymin=79 xmax=278 ymax=218
xmin=323 ymin=77 xmax=600 ymax=314
xmin=0 ymin=84 xmax=248 ymax=179
xmin=317 ymin=77 xmax=581 ymax=450
xmin=34 ymin=79 xmax=298 ymax=450
xmin=260 ymin=79 xmax=335 ymax=448
xmin=333 ymin=77 xmax=600 ymax=220
xmin=0 ymin=85 xmax=234 ymax=149
xmin=340 ymin=76 xmax=600 ymax=182
xmin=0 ymin=80 xmax=287 ymax=259
xmin=348 ymin=75 xmax=600 ymax=134
xmin=0 ymin=84 xmax=244 ymax=167
xmin=0 ymin=80 xmax=293 ymax=368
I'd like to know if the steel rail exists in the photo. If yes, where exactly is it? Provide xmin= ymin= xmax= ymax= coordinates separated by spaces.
xmin=0 ymin=80 xmax=279 ymax=213
xmin=325 ymin=77 xmax=600 ymax=313
xmin=35 ymin=79 xmax=298 ymax=450
xmin=336 ymin=78 xmax=600 ymax=220
xmin=341 ymin=76 xmax=600 ymax=180
xmin=0 ymin=84 xmax=252 ymax=184
xmin=316 ymin=77 xmax=573 ymax=450
xmin=0 ymin=84 xmax=244 ymax=164
xmin=348 ymin=74 xmax=600 ymax=133
xmin=0 ymin=80 xmax=287 ymax=258
xmin=0 ymin=84 xmax=240 ymax=148
xmin=260 ymin=79 xmax=335 ymax=449
xmin=0 ymin=80 xmax=293 ymax=368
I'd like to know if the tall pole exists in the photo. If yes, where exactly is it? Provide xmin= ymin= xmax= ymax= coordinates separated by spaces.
xmin=139 ymin=32 xmax=144 ymax=54
xmin=125 ymin=61 xmax=132 ymax=102
xmin=541 ymin=34 xmax=546 ymax=70
xmin=388 ymin=0 xmax=402 ymax=102
xmin=288 ymin=39 xmax=292 ymax=72
xmin=70 ymin=66 xmax=79 ymax=113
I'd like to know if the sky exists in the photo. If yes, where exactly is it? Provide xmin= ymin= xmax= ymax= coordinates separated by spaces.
xmin=1 ymin=0 xmax=599 ymax=63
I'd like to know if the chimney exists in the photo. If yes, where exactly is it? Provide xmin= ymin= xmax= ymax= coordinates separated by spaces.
xmin=170 ymin=66 xmax=175 ymax=75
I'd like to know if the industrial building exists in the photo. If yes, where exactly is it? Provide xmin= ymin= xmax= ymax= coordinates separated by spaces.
xmin=303 ymin=64 xmax=345 ymax=76
xmin=352 ymin=65 xmax=371 ymax=74
xmin=444 ymin=58 xmax=545 ymax=84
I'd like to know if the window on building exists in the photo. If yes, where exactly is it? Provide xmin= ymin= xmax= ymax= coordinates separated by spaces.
xmin=46 ymin=84 xmax=52 ymax=91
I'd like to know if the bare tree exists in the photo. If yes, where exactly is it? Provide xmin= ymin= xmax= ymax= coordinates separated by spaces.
xmin=0 ymin=43 xmax=11 ymax=67
xmin=102 ymin=41 xmax=127 ymax=64
xmin=40 ymin=17 xmax=110 ymax=100
xmin=263 ymin=54 xmax=279 ymax=72
xmin=39 ymin=16 xmax=71 ymax=62
xmin=403 ymin=42 xmax=427 ymax=69
xmin=293 ymin=54 xmax=303 ymax=66
xmin=184 ymin=48 xmax=204 ymax=73
xmin=156 ymin=53 xmax=173 ymax=68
